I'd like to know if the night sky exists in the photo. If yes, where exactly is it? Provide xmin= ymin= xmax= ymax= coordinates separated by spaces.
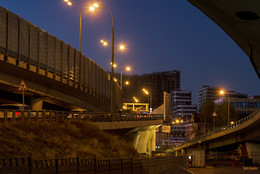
xmin=1 ymin=0 xmax=259 ymax=105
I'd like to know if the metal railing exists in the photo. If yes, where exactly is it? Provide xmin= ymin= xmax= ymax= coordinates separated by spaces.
xmin=0 ymin=109 xmax=164 ymax=122
xmin=0 ymin=6 xmax=123 ymax=110
xmin=183 ymin=109 xmax=260 ymax=144
xmin=0 ymin=155 xmax=188 ymax=174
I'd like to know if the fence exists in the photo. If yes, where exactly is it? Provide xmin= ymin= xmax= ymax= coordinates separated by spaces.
xmin=0 ymin=6 xmax=122 ymax=110
xmin=0 ymin=109 xmax=164 ymax=122
xmin=0 ymin=156 xmax=189 ymax=174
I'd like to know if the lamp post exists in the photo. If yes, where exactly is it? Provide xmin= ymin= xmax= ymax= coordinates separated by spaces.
xmin=220 ymin=89 xmax=230 ymax=125
xmin=120 ymin=66 xmax=131 ymax=90
xmin=64 ymin=0 xmax=83 ymax=52
xmin=142 ymin=88 xmax=152 ymax=113
xmin=100 ymin=40 xmax=128 ymax=90
xmin=90 ymin=3 xmax=115 ymax=114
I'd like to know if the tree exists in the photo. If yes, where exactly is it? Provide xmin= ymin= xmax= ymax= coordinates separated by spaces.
xmin=214 ymin=102 xmax=239 ymax=127
xmin=199 ymin=99 xmax=215 ymax=133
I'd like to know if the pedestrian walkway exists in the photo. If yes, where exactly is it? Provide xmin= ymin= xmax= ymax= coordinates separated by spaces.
xmin=189 ymin=165 xmax=260 ymax=174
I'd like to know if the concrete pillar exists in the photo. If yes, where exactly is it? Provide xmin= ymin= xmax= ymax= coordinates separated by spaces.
xmin=150 ymin=128 xmax=156 ymax=151
xmin=30 ymin=98 xmax=43 ymax=110
xmin=246 ymin=143 xmax=260 ymax=163
xmin=136 ymin=130 xmax=150 ymax=154
xmin=134 ymin=126 xmax=157 ymax=157
xmin=133 ymin=133 xmax=140 ymax=149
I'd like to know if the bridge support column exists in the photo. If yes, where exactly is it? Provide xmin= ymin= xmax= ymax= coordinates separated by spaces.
xmin=30 ymin=98 xmax=43 ymax=110
xmin=134 ymin=126 xmax=157 ymax=157
xmin=245 ymin=143 xmax=260 ymax=163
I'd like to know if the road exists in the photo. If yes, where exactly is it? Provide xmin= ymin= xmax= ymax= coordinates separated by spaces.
xmin=189 ymin=165 xmax=260 ymax=174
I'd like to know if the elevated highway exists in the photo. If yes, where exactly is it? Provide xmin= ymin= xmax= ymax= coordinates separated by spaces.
xmin=188 ymin=0 xmax=260 ymax=78
xmin=0 ymin=6 xmax=122 ymax=112
xmin=175 ymin=110 xmax=260 ymax=153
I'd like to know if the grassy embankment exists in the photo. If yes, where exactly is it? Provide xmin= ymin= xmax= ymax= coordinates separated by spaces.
xmin=0 ymin=120 xmax=138 ymax=159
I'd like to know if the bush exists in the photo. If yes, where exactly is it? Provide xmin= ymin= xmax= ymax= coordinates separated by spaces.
xmin=0 ymin=120 xmax=138 ymax=159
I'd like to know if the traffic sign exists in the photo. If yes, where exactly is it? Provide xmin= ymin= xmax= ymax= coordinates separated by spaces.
xmin=18 ymin=80 xmax=28 ymax=91
xmin=212 ymin=112 xmax=217 ymax=117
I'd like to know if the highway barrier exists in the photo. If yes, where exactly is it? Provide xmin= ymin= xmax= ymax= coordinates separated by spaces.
xmin=0 ymin=109 xmax=164 ymax=122
xmin=0 ymin=6 xmax=123 ymax=111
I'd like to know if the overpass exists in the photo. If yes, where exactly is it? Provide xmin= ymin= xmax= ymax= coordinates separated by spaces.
xmin=188 ymin=0 xmax=260 ymax=78
xmin=0 ymin=109 xmax=164 ymax=157
xmin=0 ymin=6 xmax=123 ymax=112
xmin=174 ymin=110 xmax=260 ymax=159
xmin=0 ymin=6 xmax=166 ymax=157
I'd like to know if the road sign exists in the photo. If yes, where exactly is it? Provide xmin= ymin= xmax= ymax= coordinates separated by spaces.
xmin=212 ymin=112 xmax=217 ymax=117
xmin=18 ymin=80 xmax=28 ymax=91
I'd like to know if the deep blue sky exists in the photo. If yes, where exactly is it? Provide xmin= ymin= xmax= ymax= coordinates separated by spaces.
xmin=1 ymin=0 xmax=259 ymax=105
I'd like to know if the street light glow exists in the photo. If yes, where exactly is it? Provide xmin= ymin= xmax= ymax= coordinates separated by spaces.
xmin=133 ymin=97 xmax=139 ymax=103
xmin=67 ymin=1 xmax=72 ymax=5
xmin=100 ymin=40 xmax=104 ymax=43
xmin=125 ymin=81 xmax=129 ymax=85
xmin=220 ymin=90 xmax=225 ymax=95
xmin=89 ymin=6 xmax=95 ymax=11
xmin=119 ymin=45 xmax=125 ymax=50
xmin=143 ymin=88 xmax=149 ymax=95
xmin=93 ymin=3 xmax=99 ymax=8
xmin=126 ymin=66 xmax=131 ymax=71
xmin=64 ymin=0 xmax=69 ymax=2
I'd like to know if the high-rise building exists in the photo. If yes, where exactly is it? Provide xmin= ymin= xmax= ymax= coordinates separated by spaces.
xmin=214 ymin=95 xmax=260 ymax=118
xmin=122 ymin=70 xmax=180 ymax=110
xmin=169 ymin=90 xmax=197 ymax=145
xmin=198 ymin=85 xmax=248 ymax=112
xmin=198 ymin=86 xmax=222 ymax=112
xmin=171 ymin=90 xmax=197 ymax=121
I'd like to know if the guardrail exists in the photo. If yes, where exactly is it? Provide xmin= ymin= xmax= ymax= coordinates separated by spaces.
xmin=183 ymin=109 xmax=260 ymax=145
xmin=0 ymin=155 xmax=188 ymax=174
xmin=0 ymin=109 xmax=164 ymax=122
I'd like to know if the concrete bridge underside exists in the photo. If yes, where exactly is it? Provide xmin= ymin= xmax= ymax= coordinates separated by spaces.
xmin=175 ymin=112 xmax=260 ymax=152
xmin=95 ymin=120 xmax=163 ymax=157
xmin=0 ymin=55 xmax=110 ymax=112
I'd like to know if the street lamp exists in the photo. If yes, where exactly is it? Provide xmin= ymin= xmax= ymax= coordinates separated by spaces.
xmin=120 ymin=66 xmax=131 ymax=89
xmin=63 ymin=0 xmax=84 ymax=52
xmin=100 ymin=40 xmax=130 ymax=89
xmin=125 ymin=81 xmax=130 ymax=85
xmin=219 ymin=89 xmax=230 ymax=125
xmin=133 ymin=97 xmax=139 ymax=103
xmin=142 ymin=88 xmax=152 ymax=113
xmin=90 ymin=3 xmax=115 ymax=114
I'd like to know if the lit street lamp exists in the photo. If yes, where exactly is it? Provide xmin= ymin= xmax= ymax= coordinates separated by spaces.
xmin=120 ymin=66 xmax=131 ymax=89
xmin=90 ymin=3 xmax=115 ymax=114
xmin=133 ymin=96 xmax=139 ymax=103
xmin=142 ymin=88 xmax=152 ymax=113
xmin=220 ymin=89 xmax=230 ymax=125
xmin=64 ymin=0 xmax=84 ymax=52
xmin=100 ymin=40 xmax=130 ymax=89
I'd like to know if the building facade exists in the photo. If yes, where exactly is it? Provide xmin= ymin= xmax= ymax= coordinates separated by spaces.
xmin=214 ymin=96 xmax=260 ymax=118
xmin=171 ymin=90 xmax=197 ymax=121
xmin=198 ymin=86 xmax=222 ymax=112
xmin=122 ymin=70 xmax=181 ymax=110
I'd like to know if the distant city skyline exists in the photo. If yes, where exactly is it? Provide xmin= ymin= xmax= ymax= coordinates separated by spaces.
xmin=1 ymin=0 xmax=259 ymax=105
